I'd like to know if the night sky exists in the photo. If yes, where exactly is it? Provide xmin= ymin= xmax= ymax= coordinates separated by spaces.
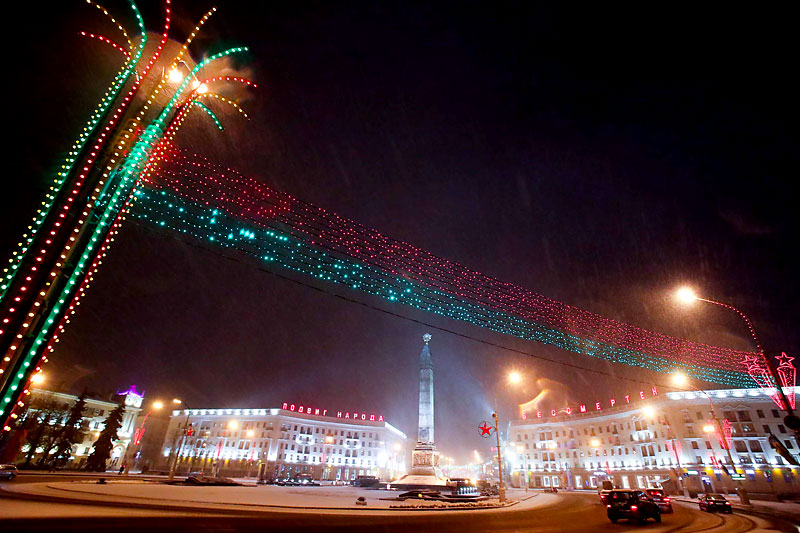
xmin=4 ymin=2 xmax=797 ymax=461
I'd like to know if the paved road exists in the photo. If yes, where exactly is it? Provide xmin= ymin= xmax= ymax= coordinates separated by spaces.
xmin=1 ymin=479 xmax=795 ymax=532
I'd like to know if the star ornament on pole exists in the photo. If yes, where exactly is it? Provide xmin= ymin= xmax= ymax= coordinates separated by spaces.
xmin=775 ymin=352 xmax=797 ymax=410
xmin=479 ymin=421 xmax=494 ymax=438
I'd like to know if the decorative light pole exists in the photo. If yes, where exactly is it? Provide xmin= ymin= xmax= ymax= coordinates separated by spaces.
xmin=516 ymin=444 xmax=529 ymax=492
xmin=130 ymin=400 xmax=163 ymax=472
xmin=168 ymin=398 xmax=192 ymax=480
xmin=674 ymin=287 xmax=799 ymax=439
xmin=643 ymin=405 xmax=689 ymax=497
xmin=492 ymin=411 xmax=505 ymax=503
xmin=671 ymin=372 xmax=749 ymax=505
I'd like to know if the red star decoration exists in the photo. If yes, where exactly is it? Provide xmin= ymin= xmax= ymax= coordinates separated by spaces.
xmin=776 ymin=352 xmax=795 ymax=368
xmin=479 ymin=422 xmax=493 ymax=436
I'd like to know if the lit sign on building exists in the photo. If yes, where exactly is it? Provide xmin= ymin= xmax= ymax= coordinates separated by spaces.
xmin=521 ymin=387 xmax=658 ymax=419
xmin=282 ymin=402 xmax=384 ymax=422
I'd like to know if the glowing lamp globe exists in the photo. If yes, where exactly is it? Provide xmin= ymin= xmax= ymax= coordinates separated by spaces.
xmin=675 ymin=287 xmax=698 ymax=305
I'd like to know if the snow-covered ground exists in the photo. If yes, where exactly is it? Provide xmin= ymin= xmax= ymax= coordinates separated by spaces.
xmin=3 ymin=481 xmax=548 ymax=514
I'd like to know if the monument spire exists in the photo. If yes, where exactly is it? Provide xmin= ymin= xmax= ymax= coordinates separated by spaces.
xmin=418 ymin=333 xmax=434 ymax=444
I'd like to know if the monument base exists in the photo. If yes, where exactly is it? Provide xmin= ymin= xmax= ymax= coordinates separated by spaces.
xmin=388 ymin=440 xmax=449 ymax=490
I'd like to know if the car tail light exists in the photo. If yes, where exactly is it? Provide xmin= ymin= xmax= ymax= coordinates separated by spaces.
xmin=664 ymin=498 xmax=670 ymax=502
xmin=606 ymin=505 xmax=611 ymax=508
xmin=631 ymin=505 xmax=638 ymax=511
xmin=725 ymin=502 xmax=731 ymax=505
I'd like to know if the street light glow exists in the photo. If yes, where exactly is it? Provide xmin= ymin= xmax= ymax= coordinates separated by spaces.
xmin=641 ymin=406 xmax=656 ymax=418
xmin=590 ymin=438 xmax=601 ymax=447
xmin=172 ymin=398 xmax=182 ymax=405
xmin=167 ymin=68 xmax=184 ymax=83
xmin=30 ymin=373 xmax=45 ymax=385
xmin=671 ymin=371 xmax=688 ymax=387
xmin=508 ymin=371 xmax=522 ymax=385
xmin=152 ymin=400 xmax=164 ymax=410
xmin=227 ymin=420 xmax=239 ymax=430
xmin=675 ymin=286 xmax=698 ymax=305
xmin=703 ymin=424 xmax=716 ymax=433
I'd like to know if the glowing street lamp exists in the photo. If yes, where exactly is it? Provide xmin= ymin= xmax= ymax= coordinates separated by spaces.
xmin=130 ymin=399 xmax=163 ymax=472
xmin=30 ymin=373 xmax=45 ymax=386
xmin=672 ymin=286 xmax=797 ymax=431
xmin=670 ymin=372 xmax=749 ymax=505
xmin=508 ymin=371 xmax=522 ymax=385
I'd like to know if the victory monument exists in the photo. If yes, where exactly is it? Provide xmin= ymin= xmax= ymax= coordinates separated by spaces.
xmin=390 ymin=333 xmax=448 ymax=488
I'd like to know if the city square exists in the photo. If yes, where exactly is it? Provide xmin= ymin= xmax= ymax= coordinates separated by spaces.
xmin=1 ymin=1 xmax=798 ymax=531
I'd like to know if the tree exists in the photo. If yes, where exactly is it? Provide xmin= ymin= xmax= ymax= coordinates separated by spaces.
xmin=48 ymin=391 xmax=88 ymax=468
xmin=21 ymin=399 xmax=66 ymax=467
xmin=84 ymin=403 xmax=124 ymax=472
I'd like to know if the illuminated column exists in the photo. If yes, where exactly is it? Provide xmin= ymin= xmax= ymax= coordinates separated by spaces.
xmin=418 ymin=333 xmax=434 ymax=444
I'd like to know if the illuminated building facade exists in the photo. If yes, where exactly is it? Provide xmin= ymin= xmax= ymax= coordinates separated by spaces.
xmin=508 ymin=388 xmax=799 ymax=497
xmin=17 ymin=387 xmax=142 ymax=468
xmin=162 ymin=404 xmax=407 ymax=480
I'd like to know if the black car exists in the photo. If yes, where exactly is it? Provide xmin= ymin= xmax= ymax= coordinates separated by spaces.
xmin=351 ymin=475 xmax=380 ymax=487
xmin=0 ymin=464 xmax=18 ymax=480
xmin=698 ymin=493 xmax=733 ymax=513
xmin=605 ymin=489 xmax=661 ymax=524
xmin=644 ymin=489 xmax=673 ymax=513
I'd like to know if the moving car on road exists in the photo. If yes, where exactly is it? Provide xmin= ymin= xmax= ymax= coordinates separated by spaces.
xmin=644 ymin=489 xmax=673 ymax=513
xmin=698 ymin=493 xmax=733 ymax=513
xmin=605 ymin=489 xmax=661 ymax=524
xmin=0 ymin=464 xmax=17 ymax=480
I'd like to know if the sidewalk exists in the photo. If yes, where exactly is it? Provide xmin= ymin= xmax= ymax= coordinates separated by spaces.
xmin=672 ymin=495 xmax=800 ymax=522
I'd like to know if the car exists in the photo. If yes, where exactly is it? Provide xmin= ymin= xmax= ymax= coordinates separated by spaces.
xmin=698 ymin=493 xmax=733 ymax=513
xmin=598 ymin=489 xmax=612 ymax=504
xmin=0 ymin=464 xmax=18 ymax=480
xmin=351 ymin=475 xmax=380 ymax=487
xmin=644 ymin=489 xmax=673 ymax=513
xmin=605 ymin=489 xmax=662 ymax=524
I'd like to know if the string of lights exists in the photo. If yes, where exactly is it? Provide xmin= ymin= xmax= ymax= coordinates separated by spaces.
xmin=131 ymin=149 xmax=754 ymax=387
xmin=0 ymin=1 xmax=254 ymax=431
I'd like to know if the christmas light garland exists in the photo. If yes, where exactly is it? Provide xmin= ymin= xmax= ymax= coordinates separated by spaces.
xmin=131 ymin=149 xmax=758 ymax=388
xmin=0 ymin=1 xmax=253 ymax=430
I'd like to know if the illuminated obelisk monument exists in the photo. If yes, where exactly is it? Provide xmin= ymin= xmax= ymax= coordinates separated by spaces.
xmin=391 ymin=333 xmax=448 ymax=488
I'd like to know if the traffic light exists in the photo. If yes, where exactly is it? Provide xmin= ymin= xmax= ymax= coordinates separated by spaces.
xmin=768 ymin=432 xmax=799 ymax=467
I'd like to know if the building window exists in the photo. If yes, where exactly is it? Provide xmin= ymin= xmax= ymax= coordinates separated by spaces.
xmin=778 ymin=425 xmax=787 ymax=434
xmin=756 ymin=410 xmax=764 ymax=418
xmin=737 ymin=411 xmax=751 ymax=422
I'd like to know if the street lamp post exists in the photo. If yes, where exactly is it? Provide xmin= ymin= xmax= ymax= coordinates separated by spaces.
xmin=516 ymin=444 xmax=529 ymax=492
xmin=672 ymin=372 xmax=750 ymax=505
xmin=168 ymin=399 xmax=192 ymax=481
xmin=130 ymin=400 xmax=163 ymax=473
xmin=674 ymin=287 xmax=799 ymax=439
xmin=492 ymin=411 xmax=506 ymax=503
xmin=644 ymin=405 xmax=689 ymax=498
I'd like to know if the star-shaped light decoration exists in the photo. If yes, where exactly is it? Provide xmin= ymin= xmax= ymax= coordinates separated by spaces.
xmin=479 ymin=421 xmax=494 ymax=437
xmin=775 ymin=352 xmax=797 ymax=409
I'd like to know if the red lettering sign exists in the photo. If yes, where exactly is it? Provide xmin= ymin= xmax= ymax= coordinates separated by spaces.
xmin=537 ymin=411 xmax=542 ymax=418
xmin=595 ymin=402 xmax=602 ymax=410
xmin=579 ymin=405 xmax=587 ymax=413
xmin=609 ymin=398 xmax=616 ymax=407
xmin=639 ymin=391 xmax=645 ymax=400
xmin=522 ymin=412 xmax=528 ymax=419
xmin=624 ymin=395 xmax=630 ymax=404
xmin=378 ymin=415 xmax=384 ymax=422
xmin=651 ymin=386 xmax=658 ymax=396
xmin=282 ymin=402 xmax=288 ymax=409
xmin=336 ymin=411 xmax=342 ymax=418
xmin=550 ymin=409 xmax=557 ymax=417
xmin=565 ymin=407 xmax=571 ymax=415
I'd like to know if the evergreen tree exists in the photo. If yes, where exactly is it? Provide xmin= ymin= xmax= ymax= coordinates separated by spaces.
xmin=85 ymin=403 xmax=124 ymax=472
xmin=49 ymin=391 xmax=88 ymax=468
xmin=22 ymin=399 xmax=65 ymax=467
